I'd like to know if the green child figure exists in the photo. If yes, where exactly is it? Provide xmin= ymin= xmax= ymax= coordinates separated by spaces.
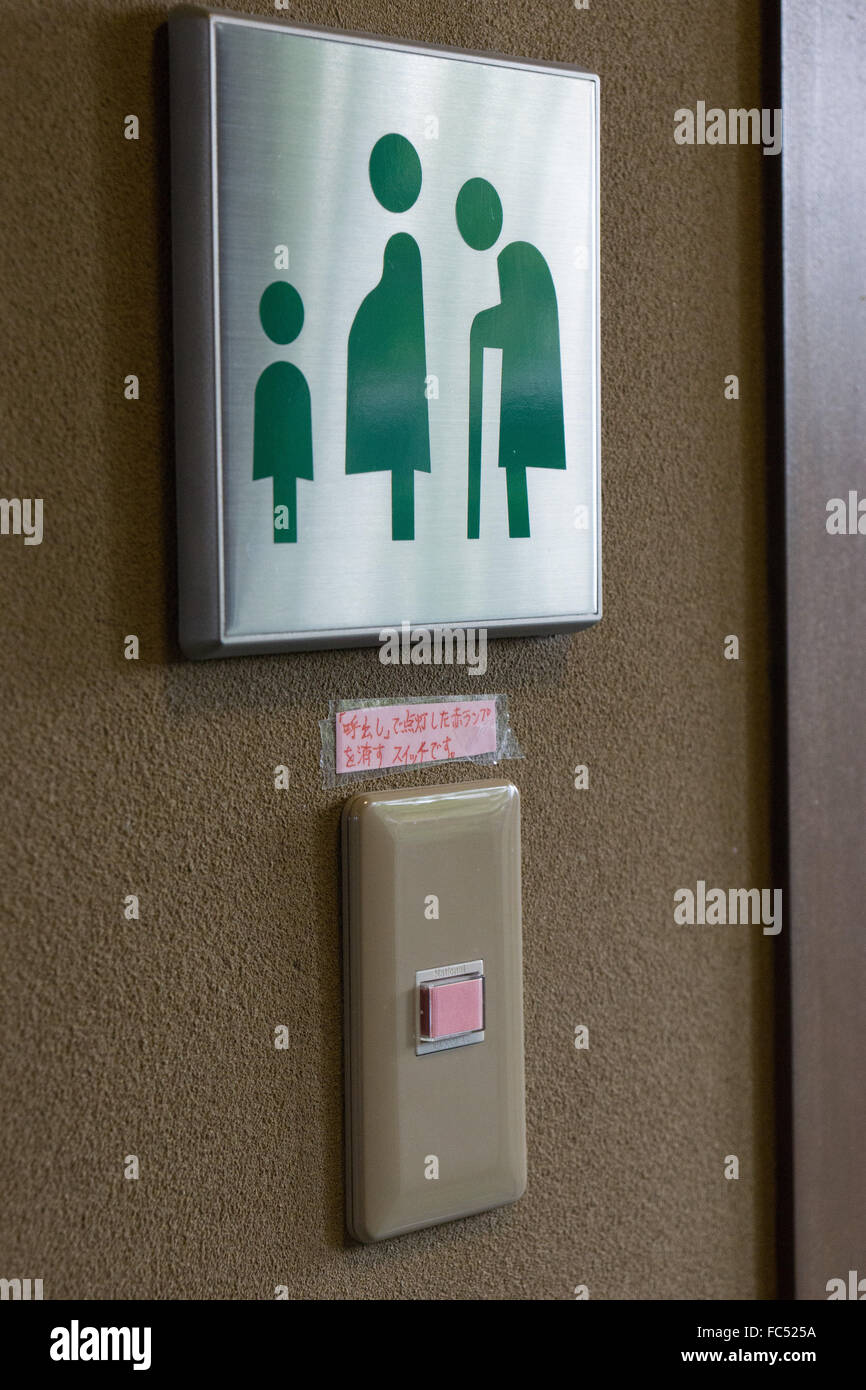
xmin=253 ymin=281 xmax=313 ymax=543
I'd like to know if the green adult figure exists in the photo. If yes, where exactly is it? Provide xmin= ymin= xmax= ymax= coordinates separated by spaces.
xmin=457 ymin=178 xmax=566 ymax=539
xmin=346 ymin=134 xmax=430 ymax=541
xmin=253 ymin=281 xmax=313 ymax=543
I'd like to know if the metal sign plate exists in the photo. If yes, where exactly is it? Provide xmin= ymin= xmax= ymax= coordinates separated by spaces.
xmin=169 ymin=8 xmax=600 ymax=657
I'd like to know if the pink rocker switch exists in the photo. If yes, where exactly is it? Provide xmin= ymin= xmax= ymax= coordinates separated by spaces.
xmin=420 ymin=975 xmax=484 ymax=1043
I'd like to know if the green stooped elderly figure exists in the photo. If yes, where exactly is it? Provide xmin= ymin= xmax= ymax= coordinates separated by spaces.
xmin=457 ymin=177 xmax=566 ymax=539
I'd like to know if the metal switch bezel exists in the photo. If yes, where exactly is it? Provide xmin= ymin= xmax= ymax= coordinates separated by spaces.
xmin=416 ymin=960 xmax=485 ymax=1055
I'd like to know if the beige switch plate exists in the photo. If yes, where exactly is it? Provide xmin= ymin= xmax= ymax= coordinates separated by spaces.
xmin=341 ymin=779 xmax=526 ymax=1242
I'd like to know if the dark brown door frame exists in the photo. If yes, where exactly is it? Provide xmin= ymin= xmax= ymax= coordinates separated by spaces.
xmin=782 ymin=0 xmax=866 ymax=1301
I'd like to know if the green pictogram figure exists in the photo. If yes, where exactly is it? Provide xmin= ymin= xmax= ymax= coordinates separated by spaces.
xmin=457 ymin=177 xmax=566 ymax=539
xmin=254 ymin=281 xmax=313 ymax=543
xmin=346 ymin=134 xmax=430 ymax=541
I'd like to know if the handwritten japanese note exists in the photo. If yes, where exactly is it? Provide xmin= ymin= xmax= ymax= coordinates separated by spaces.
xmin=335 ymin=699 xmax=497 ymax=775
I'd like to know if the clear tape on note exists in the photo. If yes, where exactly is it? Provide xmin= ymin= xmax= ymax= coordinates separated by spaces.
xmin=319 ymin=693 xmax=522 ymax=788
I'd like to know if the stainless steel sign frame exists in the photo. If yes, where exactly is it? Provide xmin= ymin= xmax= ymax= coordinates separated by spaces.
xmin=169 ymin=6 xmax=601 ymax=657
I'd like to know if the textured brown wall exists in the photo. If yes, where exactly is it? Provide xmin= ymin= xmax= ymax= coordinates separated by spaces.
xmin=0 ymin=0 xmax=775 ymax=1298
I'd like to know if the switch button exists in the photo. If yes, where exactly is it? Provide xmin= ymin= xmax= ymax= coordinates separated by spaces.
xmin=420 ymin=976 xmax=484 ymax=1042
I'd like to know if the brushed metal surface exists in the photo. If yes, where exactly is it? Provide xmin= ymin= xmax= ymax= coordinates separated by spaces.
xmin=170 ymin=8 xmax=600 ymax=655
